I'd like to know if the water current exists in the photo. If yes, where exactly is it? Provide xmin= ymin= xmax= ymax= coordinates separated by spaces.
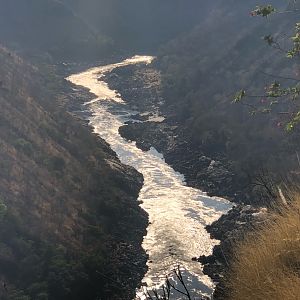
xmin=67 ymin=56 xmax=231 ymax=299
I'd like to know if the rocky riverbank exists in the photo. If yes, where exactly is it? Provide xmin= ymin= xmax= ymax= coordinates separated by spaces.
xmin=102 ymin=62 xmax=268 ymax=299
xmin=103 ymin=64 xmax=246 ymax=203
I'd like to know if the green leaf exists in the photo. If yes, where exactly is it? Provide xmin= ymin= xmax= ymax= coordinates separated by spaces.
xmin=286 ymin=122 xmax=294 ymax=131
xmin=233 ymin=90 xmax=246 ymax=103
xmin=252 ymin=5 xmax=276 ymax=17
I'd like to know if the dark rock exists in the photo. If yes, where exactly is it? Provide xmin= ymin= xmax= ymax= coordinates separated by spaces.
xmin=136 ymin=141 xmax=152 ymax=152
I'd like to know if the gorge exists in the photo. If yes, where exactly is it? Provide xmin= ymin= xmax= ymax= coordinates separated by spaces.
xmin=67 ymin=56 xmax=232 ymax=298
xmin=1 ymin=0 xmax=299 ymax=299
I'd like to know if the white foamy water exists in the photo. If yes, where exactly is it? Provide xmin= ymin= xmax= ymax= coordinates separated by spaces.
xmin=67 ymin=56 xmax=231 ymax=299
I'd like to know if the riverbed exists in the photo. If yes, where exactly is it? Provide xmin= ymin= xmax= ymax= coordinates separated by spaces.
xmin=67 ymin=56 xmax=231 ymax=299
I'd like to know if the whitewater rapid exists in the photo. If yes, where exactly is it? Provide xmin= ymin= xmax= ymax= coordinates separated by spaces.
xmin=67 ymin=56 xmax=231 ymax=299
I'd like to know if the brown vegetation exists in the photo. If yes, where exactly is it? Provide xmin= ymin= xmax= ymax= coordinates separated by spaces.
xmin=0 ymin=45 xmax=147 ymax=299
xmin=228 ymin=197 xmax=300 ymax=300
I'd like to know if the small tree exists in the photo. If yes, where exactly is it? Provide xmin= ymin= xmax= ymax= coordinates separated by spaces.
xmin=234 ymin=1 xmax=300 ymax=131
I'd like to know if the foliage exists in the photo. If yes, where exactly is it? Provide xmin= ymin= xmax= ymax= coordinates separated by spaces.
xmin=236 ymin=1 xmax=300 ymax=131
xmin=287 ymin=22 xmax=300 ymax=57
xmin=0 ymin=210 xmax=106 ymax=300
xmin=251 ymin=5 xmax=276 ymax=17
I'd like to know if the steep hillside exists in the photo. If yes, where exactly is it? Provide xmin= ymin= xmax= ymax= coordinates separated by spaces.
xmin=0 ymin=0 xmax=228 ymax=61
xmin=155 ymin=1 xmax=300 ymax=202
xmin=0 ymin=46 xmax=147 ymax=299
xmin=107 ymin=0 xmax=300 ymax=204
xmin=0 ymin=0 xmax=112 ymax=61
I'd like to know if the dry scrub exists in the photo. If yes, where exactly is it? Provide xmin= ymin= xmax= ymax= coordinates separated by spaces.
xmin=228 ymin=198 xmax=300 ymax=300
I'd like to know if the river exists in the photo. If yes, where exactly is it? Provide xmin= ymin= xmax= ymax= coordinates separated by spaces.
xmin=67 ymin=56 xmax=231 ymax=299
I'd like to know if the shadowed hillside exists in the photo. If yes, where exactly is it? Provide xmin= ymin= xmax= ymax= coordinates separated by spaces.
xmin=62 ymin=0 xmax=217 ymax=52
xmin=0 ymin=46 xmax=147 ymax=299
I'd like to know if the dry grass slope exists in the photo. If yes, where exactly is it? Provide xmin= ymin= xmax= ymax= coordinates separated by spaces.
xmin=229 ymin=198 xmax=300 ymax=300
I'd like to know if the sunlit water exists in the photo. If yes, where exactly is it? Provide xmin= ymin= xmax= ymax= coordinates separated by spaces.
xmin=67 ymin=56 xmax=231 ymax=299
